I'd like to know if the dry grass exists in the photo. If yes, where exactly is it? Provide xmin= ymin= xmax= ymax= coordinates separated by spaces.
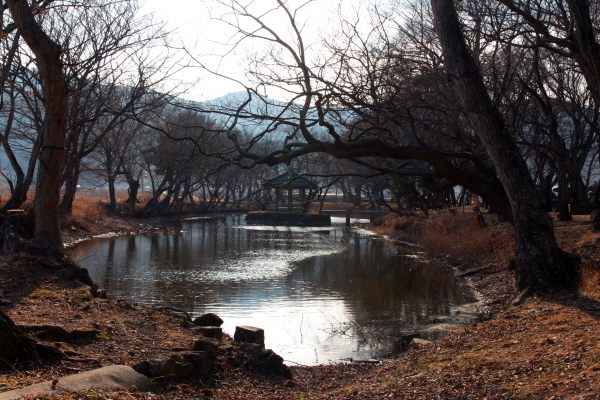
xmin=371 ymin=213 xmax=424 ymax=237
xmin=0 ymin=187 xmax=34 ymax=211
xmin=64 ymin=194 xmax=107 ymax=229
xmin=4 ymin=207 xmax=600 ymax=399
xmin=372 ymin=210 xmax=498 ymax=259
xmin=419 ymin=212 xmax=496 ymax=258
xmin=0 ymin=187 xmax=11 ymax=207
xmin=580 ymin=250 xmax=600 ymax=296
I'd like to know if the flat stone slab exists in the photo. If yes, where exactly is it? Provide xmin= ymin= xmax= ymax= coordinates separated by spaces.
xmin=234 ymin=325 xmax=265 ymax=346
xmin=0 ymin=365 xmax=157 ymax=400
xmin=194 ymin=326 xmax=223 ymax=340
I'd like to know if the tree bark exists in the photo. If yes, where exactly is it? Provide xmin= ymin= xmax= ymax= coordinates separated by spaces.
xmin=431 ymin=0 xmax=578 ymax=293
xmin=108 ymin=175 xmax=117 ymax=213
xmin=125 ymin=173 xmax=140 ymax=208
xmin=0 ymin=309 xmax=40 ymax=367
xmin=59 ymin=162 xmax=82 ymax=216
xmin=7 ymin=0 xmax=68 ymax=251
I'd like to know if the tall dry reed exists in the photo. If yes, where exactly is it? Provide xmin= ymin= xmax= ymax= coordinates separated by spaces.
xmin=69 ymin=194 xmax=106 ymax=227
xmin=373 ymin=211 xmax=497 ymax=259
xmin=418 ymin=212 xmax=495 ymax=258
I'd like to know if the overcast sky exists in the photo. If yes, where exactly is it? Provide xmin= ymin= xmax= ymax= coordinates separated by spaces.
xmin=139 ymin=0 xmax=355 ymax=102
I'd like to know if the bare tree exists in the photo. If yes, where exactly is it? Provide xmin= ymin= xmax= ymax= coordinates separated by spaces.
xmin=197 ymin=0 xmax=580 ymax=294
xmin=494 ymin=0 xmax=600 ymax=102
xmin=0 ymin=41 xmax=42 ymax=211
xmin=55 ymin=0 xmax=173 ymax=216
xmin=433 ymin=0 xmax=578 ymax=293
xmin=197 ymin=1 xmax=514 ymax=221
xmin=7 ymin=0 xmax=68 ymax=251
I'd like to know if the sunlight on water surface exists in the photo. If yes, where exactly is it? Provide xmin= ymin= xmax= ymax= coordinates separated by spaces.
xmin=70 ymin=215 xmax=476 ymax=365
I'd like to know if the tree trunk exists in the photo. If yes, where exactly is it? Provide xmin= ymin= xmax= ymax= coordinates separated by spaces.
xmin=0 ymin=309 xmax=40 ymax=367
xmin=108 ymin=175 xmax=117 ymax=213
xmin=432 ymin=0 xmax=578 ymax=293
xmin=7 ymin=0 xmax=68 ymax=251
xmin=59 ymin=162 xmax=82 ymax=217
xmin=125 ymin=174 xmax=140 ymax=208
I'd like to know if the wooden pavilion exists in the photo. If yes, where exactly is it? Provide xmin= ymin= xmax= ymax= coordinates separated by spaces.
xmin=262 ymin=170 xmax=318 ymax=212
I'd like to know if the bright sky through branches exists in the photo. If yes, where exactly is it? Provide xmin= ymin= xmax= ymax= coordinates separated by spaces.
xmin=140 ymin=0 xmax=359 ymax=102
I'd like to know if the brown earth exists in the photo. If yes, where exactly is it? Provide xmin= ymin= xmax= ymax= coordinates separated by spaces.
xmin=0 ymin=210 xmax=600 ymax=399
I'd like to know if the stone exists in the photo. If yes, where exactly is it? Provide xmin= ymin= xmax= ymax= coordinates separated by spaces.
xmin=234 ymin=325 xmax=265 ymax=346
xmin=218 ymin=344 xmax=235 ymax=352
xmin=192 ymin=338 xmax=219 ymax=361
xmin=0 ymin=365 xmax=157 ymax=400
xmin=194 ymin=326 xmax=223 ymax=340
xmin=131 ymin=360 xmax=163 ymax=378
xmin=160 ymin=352 xmax=211 ymax=381
xmin=133 ymin=352 xmax=212 ymax=382
xmin=238 ymin=343 xmax=292 ymax=378
xmin=590 ymin=210 xmax=600 ymax=222
xmin=193 ymin=313 xmax=223 ymax=327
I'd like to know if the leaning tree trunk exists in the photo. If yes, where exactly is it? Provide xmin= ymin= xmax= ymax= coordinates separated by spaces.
xmin=431 ymin=0 xmax=578 ymax=293
xmin=7 ymin=0 xmax=68 ymax=252
xmin=0 ymin=309 xmax=40 ymax=367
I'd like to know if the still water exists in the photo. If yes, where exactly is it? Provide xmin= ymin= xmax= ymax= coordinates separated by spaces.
xmin=69 ymin=215 xmax=476 ymax=365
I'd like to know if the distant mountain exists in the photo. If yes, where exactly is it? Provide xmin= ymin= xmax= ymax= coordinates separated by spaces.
xmin=199 ymin=91 xmax=349 ymax=140
xmin=0 ymin=91 xmax=354 ymax=183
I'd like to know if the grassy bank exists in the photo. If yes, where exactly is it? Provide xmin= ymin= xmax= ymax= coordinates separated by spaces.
xmin=1 ymin=207 xmax=600 ymax=398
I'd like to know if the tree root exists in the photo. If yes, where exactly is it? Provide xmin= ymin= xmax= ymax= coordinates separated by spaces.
xmin=509 ymin=287 xmax=533 ymax=307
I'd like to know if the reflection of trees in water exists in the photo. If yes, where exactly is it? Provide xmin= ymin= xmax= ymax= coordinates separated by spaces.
xmin=293 ymin=237 xmax=476 ymax=348
xmin=121 ymin=217 xmax=313 ymax=311
xmin=72 ymin=218 xmax=475 ymax=355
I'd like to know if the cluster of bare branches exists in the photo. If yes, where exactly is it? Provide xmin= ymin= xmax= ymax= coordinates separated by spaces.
xmin=183 ymin=0 xmax=600 ymax=292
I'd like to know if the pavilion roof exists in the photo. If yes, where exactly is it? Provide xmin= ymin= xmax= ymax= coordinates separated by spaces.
xmin=262 ymin=170 xmax=318 ymax=189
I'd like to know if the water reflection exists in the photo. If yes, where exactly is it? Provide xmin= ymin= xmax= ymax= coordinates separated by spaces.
xmin=69 ymin=215 xmax=476 ymax=365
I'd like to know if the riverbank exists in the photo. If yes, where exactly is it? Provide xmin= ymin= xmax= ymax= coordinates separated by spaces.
xmin=1 ymin=210 xmax=600 ymax=398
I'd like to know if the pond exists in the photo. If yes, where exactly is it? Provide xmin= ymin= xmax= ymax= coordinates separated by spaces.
xmin=69 ymin=215 xmax=477 ymax=365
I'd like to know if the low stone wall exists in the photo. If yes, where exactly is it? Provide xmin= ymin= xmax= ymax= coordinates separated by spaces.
xmin=245 ymin=212 xmax=331 ymax=227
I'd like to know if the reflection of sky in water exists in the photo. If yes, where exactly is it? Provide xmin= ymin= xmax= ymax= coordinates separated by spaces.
xmin=70 ymin=215 xmax=476 ymax=365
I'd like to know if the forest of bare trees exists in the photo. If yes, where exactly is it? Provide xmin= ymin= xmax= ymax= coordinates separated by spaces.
xmin=1 ymin=0 xmax=600 ymax=292
xmin=192 ymin=0 xmax=600 ymax=293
